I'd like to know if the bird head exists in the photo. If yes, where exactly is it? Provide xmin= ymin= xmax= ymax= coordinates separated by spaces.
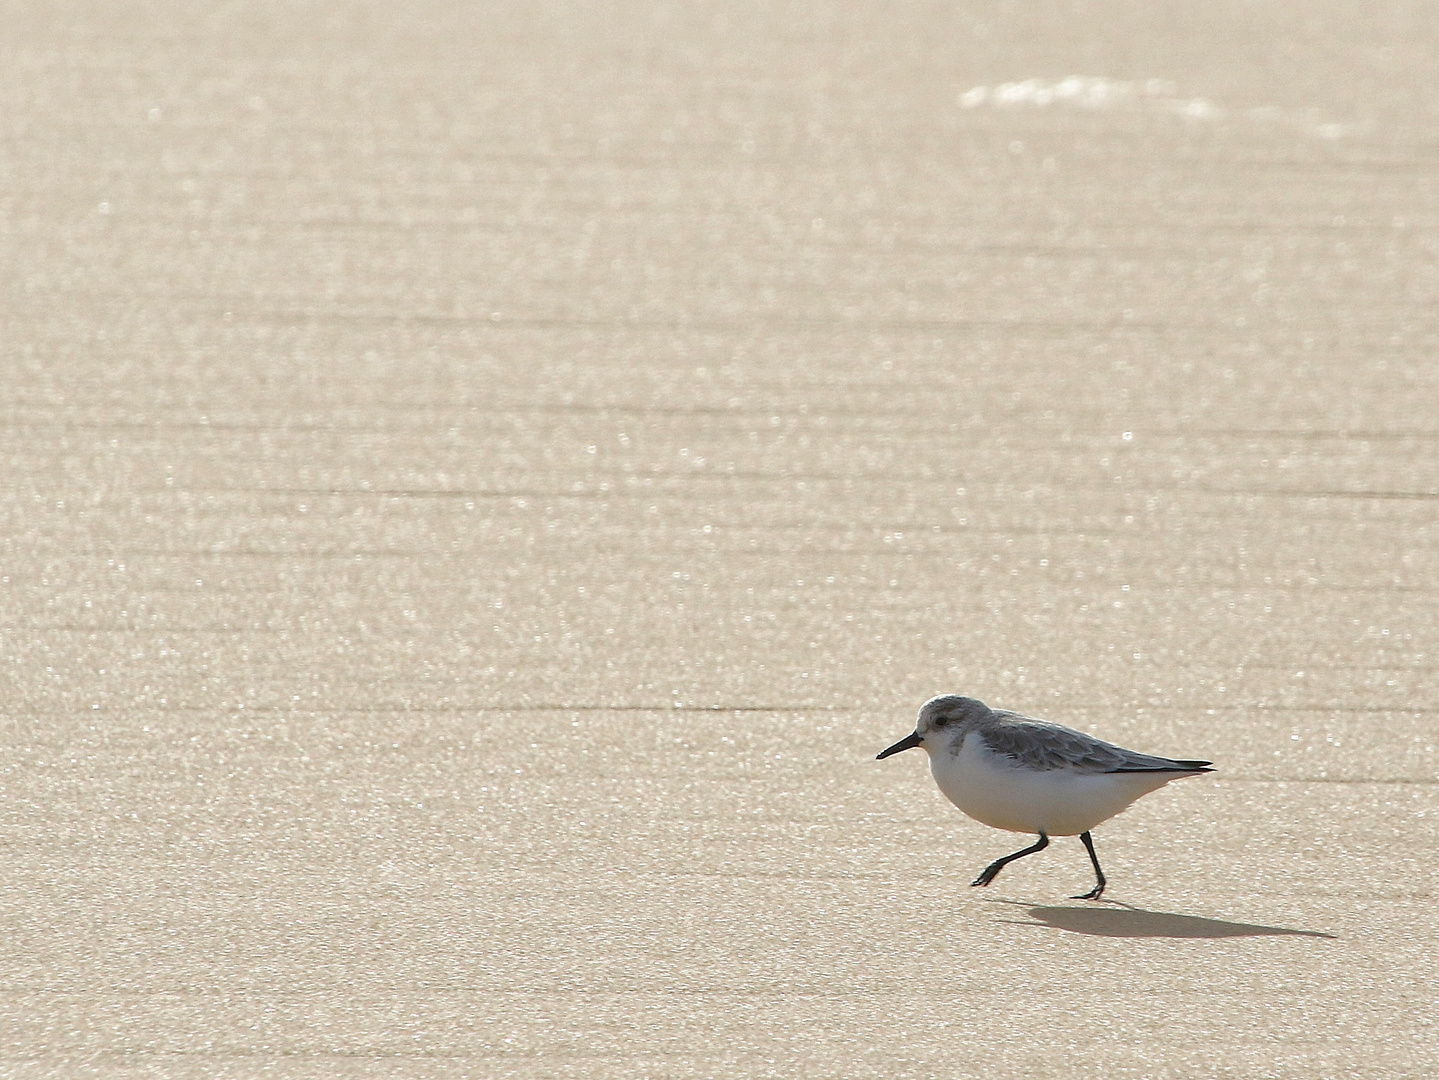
xmin=875 ymin=694 xmax=992 ymax=759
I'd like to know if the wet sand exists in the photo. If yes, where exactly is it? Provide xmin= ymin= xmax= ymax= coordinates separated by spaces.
xmin=3 ymin=2 xmax=1438 ymax=1076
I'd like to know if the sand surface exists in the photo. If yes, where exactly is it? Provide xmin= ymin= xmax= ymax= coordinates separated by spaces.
xmin=3 ymin=2 xmax=1438 ymax=1076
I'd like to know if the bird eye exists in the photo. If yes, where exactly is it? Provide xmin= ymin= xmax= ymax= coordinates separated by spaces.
xmin=933 ymin=716 xmax=948 ymax=729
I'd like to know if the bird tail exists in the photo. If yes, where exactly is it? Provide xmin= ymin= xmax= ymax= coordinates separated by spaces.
xmin=1112 ymin=759 xmax=1213 ymax=773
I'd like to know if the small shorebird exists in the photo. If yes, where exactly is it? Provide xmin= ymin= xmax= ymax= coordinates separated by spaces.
xmin=878 ymin=695 xmax=1212 ymax=899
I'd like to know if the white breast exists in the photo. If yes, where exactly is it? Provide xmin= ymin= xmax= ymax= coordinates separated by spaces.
xmin=928 ymin=732 xmax=1183 ymax=836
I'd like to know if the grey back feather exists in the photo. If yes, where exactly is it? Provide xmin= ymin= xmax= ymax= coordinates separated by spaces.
xmin=978 ymin=710 xmax=1209 ymax=774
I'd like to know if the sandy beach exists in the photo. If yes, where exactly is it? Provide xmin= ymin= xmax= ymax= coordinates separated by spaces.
xmin=3 ymin=2 xmax=1437 ymax=1075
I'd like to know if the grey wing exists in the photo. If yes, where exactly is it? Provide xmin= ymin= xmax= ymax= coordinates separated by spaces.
xmin=982 ymin=711 xmax=1212 ymax=774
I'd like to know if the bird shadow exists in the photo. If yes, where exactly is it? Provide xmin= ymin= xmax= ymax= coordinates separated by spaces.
xmin=991 ymin=899 xmax=1335 ymax=939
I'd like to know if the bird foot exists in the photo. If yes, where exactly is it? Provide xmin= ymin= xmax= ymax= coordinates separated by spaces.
xmin=1070 ymin=886 xmax=1106 ymax=901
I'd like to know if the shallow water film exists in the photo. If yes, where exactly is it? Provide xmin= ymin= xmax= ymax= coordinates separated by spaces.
xmin=3 ymin=2 xmax=1438 ymax=1077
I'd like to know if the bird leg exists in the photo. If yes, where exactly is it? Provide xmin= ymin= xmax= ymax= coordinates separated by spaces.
xmin=970 ymin=832 xmax=1050 ymax=888
xmin=1072 ymin=831 xmax=1107 ymax=900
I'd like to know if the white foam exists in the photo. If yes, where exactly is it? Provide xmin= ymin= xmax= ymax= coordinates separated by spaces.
xmin=957 ymin=75 xmax=1353 ymax=139
xmin=958 ymin=76 xmax=1220 ymax=120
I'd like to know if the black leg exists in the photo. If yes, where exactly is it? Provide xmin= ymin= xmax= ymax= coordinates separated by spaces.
xmin=971 ymin=832 xmax=1050 ymax=888
xmin=1072 ymin=831 xmax=1107 ymax=900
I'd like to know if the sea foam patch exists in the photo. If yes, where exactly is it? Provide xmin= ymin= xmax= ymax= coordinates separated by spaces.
xmin=958 ymin=76 xmax=1354 ymax=139
xmin=958 ymin=76 xmax=1222 ymax=120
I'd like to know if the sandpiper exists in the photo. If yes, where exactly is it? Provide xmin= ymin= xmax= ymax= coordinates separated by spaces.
xmin=878 ymin=694 xmax=1213 ymax=899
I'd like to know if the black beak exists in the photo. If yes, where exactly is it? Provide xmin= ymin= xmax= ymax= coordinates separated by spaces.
xmin=876 ymin=731 xmax=923 ymax=759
